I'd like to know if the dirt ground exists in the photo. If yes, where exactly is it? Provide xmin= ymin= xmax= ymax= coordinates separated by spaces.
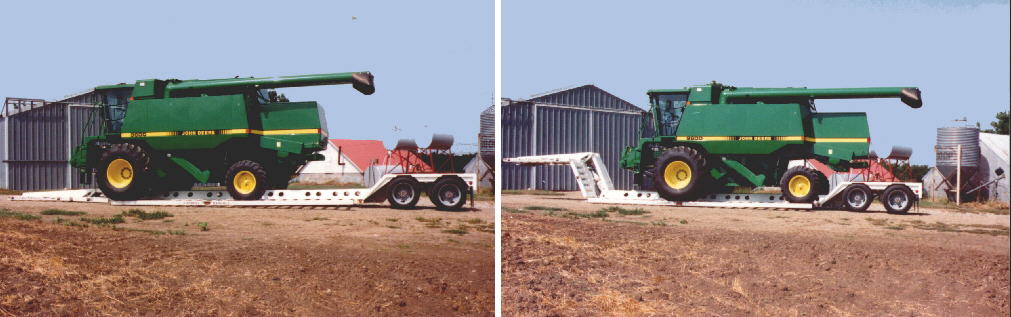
xmin=0 ymin=197 xmax=494 ymax=316
xmin=502 ymin=192 xmax=1010 ymax=316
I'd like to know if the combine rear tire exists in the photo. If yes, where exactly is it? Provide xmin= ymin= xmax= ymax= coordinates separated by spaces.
xmin=387 ymin=177 xmax=421 ymax=209
xmin=881 ymin=185 xmax=915 ymax=214
xmin=653 ymin=146 xmax=708 ymax=201
xmin=780 ymin=167 xmax=825 ymax=203
xmin=841 ymin=184 xmax=873 ymax=212
xmin=97 ymin=143 xmax=153 ymax=200
xmin=225 ymin=160 xmax=269 ymax=200
xmin=429 ymin=177 xmax=468 ymax=211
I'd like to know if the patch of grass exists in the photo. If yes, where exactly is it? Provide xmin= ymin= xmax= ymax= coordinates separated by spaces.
xmin=367 ymin=220 xmax=380 ymax=225
xmin=396 ymin=244 xmax=411 ymax=249
xmin=442 ymin=225 xmax=469 ymax=235
xmin=168 ymin=230 xmax=186 ymax=235
xmin=524 ymin=206 xmax=567 ymax=212
xmin=885 ymin=225 xmax=907 ymax=230
xmin=562 ymin=210 xmax=609 ymax=219
xmin=416 ymin=217 xmax=446 ymax=229
xmin=40 ymin=209 xmax=87 ymax=216
xmin=502 ymin=189 xmax=564 ymax=196
xmin=904 ymin=221 xmax=1009 ymax=236
xmin=921 ymin=198 xmax=1010 ymax=215
xmin=196 ymin=222 xmax=209 ymax=231
xmin=0 ymin=209 xmax=40 ymax=221
xmin=386 ymin=225 xmax=401 ymax=229
xmin=385 ymin=218 xmax=399 ymax=222
xmin=603 ymin=219 xmax=647 ymax=225
xmin=504 ymin=207 xmax=527 ymax=214
xmin=121 ymin=209 xmax=173 ymax=220
xmin=114 ymin=227 xmax=166 ymax=235
xmin=80 ymin=215 xmax=125 ymax=225
xmin=463 ymin=218 xmax=485 ymax=224
xmin=600 ymin=206 xmax=648 ymax=216
xmin=306 ymin=217 xmax=330 ymax=221
xmin=54 ymin=217 xmax=89 ymax=228
xmin=865 ymin=217 xmax=890 ymax=227
xmin=679 ymin=219 xmax=688 ymax=225
xmin=651 ymin=221 xmax=668 ymax=226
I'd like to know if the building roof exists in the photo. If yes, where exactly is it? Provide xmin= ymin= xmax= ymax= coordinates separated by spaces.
xmin=525 ymin=84 xmax=642 ymax=112
xmin=328 ymin=139 xmax=389 ymax=170
xmin=328 ymin=139 xmax=432 ymax=171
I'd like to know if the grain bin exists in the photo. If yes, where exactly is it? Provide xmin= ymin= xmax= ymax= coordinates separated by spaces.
xmin=935 ymin=127 xmax=980 ymax=188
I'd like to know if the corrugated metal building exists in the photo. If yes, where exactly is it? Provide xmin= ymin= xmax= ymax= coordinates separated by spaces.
xmin=502 ymin=85 xmax=648 ymax=190
xmin=1 ymin=93 xmax=101 ymax=190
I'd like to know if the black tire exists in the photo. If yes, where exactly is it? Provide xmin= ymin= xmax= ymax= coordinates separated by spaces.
xmin=841 ymin=184 xmax=873 ymax=212
xmin=97 ymin=143 xmax=153 ymax=200
xmin=779 ymin=167 xmax=825 ymax=203
xmin=225 ymin=160 xmax=269 ymax=200
xmin=429 ymin=177 xmax=468 ymax=211
xmin=881 ymin=185 xmax=915 ymax=214
xmin=387 ymin=177 xmax=421 ymax=209
xmin=652 ymin=146 xmax=708 ymax=201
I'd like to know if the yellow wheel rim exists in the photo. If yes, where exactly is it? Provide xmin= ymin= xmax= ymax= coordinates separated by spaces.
xmin=788 ymin=175 xmax=811 ymax=197
xmin=663 ymin=161 xmax=692 ymax=190
xmin=233 ymin=171 xmax=257 ymax=195
xmin=106 ymin=159 xmax=133 ymax=189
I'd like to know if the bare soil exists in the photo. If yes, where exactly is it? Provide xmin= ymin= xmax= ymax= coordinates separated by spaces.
xmin=1 ymin=197 xmax=494 ymax=316
xmin=502 ymin=192 xmax=1010 ymax=316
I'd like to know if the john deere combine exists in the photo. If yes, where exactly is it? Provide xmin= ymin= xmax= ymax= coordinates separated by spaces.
xmin=70 ymin=72 xmax=375 ymax=201
xmin=619 ymin=83 xmax=922 ymax=205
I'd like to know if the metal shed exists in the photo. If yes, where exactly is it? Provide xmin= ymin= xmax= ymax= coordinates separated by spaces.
xmin=1 ymin=95 xmax=101 ymax=191
xmin=502 ymin=85 xmax=648 ymax=190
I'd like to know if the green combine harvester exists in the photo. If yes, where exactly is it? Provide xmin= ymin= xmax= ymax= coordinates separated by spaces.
xmin=70 ymin=72 xmax=375 ymax=201
xmin=619 ymin=83 xmax=922 ymax=210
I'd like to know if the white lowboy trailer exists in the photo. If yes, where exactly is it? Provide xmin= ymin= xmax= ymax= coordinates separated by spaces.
xmin=11 ymin=173 xmax=477 ymax=209
xmin=504 ymin=152 xmax=922 ymax=211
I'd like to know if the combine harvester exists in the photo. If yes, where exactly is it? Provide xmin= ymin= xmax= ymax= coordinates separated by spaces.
xmin=506 ymin=83 xmax=924 ymax=213
xmin=13 ymin=72 xmax=474 ymax=210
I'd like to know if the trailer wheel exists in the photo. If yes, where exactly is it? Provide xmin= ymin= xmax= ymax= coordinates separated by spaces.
xmin=653 ymin=146 xmax=707 ymax=201
xmin=780 ymin=167 xmax=824 ymax=203
xmin=387 ymin=177 xmax=421 ymax=209
xmin=97 ymin=143 xmax=153 ymax=200
xmin=842 ymin=184 xmax=873 ymax=212
xmin=881 ymin=185 xmax=915 ymax=214
xmin=225 ymin=160 xmax=269 ymax=200
xmin=429 ymin=177 xmax=468 ymax=211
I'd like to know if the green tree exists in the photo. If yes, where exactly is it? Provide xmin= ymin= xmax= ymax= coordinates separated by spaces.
xmin=982 ymin=111 xmax=1009 ymax=135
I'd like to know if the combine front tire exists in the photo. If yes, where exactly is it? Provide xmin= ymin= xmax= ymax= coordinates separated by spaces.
xmin=881 ymin=185 xmax=915 ymax=214
xmin=653 ymin=146 xmax=707 ymax=201
xmin=225 ymin=160 xmax=269 ymax=200
xmin=387 ymin=177 xmax=421 ymax=209
xmin=429 ymin=177 xmax=468 ymax=211
xmin=97 ymin=143 xmax=153 ymax=200
xmin=780 ymin=167 xmax=825 ymax=203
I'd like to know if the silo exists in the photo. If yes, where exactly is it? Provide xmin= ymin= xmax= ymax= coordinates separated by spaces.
xmin=935 ymin=127 xmax=980 ymax=188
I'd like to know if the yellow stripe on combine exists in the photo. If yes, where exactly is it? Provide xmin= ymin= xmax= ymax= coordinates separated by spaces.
xmin=122 ymin=128 xmax=321 ymax=138
xmin=675 ymin=136 xmax=868 ymax=143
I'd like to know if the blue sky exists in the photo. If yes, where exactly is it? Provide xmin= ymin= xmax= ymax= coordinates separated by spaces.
xmin=504 ymin=0 xmax=1009 ymax=164
xmin=0 ymin=1 xmax=492 ymax=153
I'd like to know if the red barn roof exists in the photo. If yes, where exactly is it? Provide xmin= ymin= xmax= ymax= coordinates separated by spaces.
xmin=328 ymin=139 xmax=431 ymax=171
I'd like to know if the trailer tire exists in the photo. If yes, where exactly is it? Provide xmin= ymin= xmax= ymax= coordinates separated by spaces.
xmin=97 ymin=143 xmax=153 ymax=201
xmin=881 ymin=185 xmax=915 ymax=214
xmin=387 ymin=177 xmax=421 ymax=209
xmin=429 ymin=177 xmax=468 ymax=211
xmin=780 ymin=167 xmax=824 ymax=203
xmin=225 ymin=160 xmax=269 ymax=200
xmin=653 ymin=146 xmax=708 ymax=201
xmin=842 ymin=184 xmax=873 ymax=212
